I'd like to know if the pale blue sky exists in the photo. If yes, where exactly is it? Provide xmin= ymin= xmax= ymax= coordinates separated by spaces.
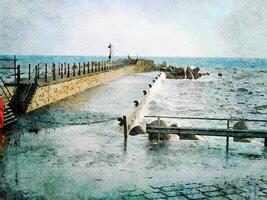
xmin=0 ymin=0 xmax=266 ymax=57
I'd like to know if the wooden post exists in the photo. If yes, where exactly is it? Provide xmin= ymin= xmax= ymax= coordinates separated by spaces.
xmin=45 ymin=63 xmax=47 ymax=82
xmin=123 ymin=116 xmax=127 ymax=141
xmin=58 ymin=64 xmax=61 ymax=75
xmin=226 ymin=119 xmax=230 ymax=152
xmin=87 ymin=62 xmax=90 ymax=74
xmin=17 ymin=65 xmax=20 ymax=85
xmin=52 ymin=63 xmax=56 ymax=80
xmin=37 ymin=64 xmax=40 ymax=79
xmin=67 ymin=64 xmax=70 ymax=78
xmin=35 ymin=65 xmax=38 ymax=84
xmin=28 ymin=64 xmax=31 ymax=80
xmin=78 ymin=63 xmax=81 ymax=75
xmin=83 ymin=62 xmax=86 ymax=74
xmin=73 ymin=64 xmax=76 ymax=77
xmin=264 ymin=138 xmax=267 ymax=147
xmin=61 ymin=64 xmax=63 ymax=79
xmin=64 ymin=62 xmax=66 ymax=74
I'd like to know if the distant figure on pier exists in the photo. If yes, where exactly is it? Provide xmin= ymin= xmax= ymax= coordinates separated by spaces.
xmin=108 ymin=43 xmax=112 ymax=60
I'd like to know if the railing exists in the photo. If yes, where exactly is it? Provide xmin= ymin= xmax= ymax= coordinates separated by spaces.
xmin=145 ymin=115 xmax=267 ymax=151
xmin=20 ymin=59 xmax=137 ymax=84
xmin=0 ymin=77 xmax=13 ymax=104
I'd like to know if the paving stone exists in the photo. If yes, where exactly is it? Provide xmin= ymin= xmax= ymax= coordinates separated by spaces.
xmin=225 ymin=194 xmax=245 ymax=200
xmin=186 ymin=192 xmax=206 ymax=199
xmin=204 ymin=191 xmax=225 ymax=197
xmin=180 ymin=188 xmax=200 ymax=195
xmin=144 ymin=192 xmax=167 ymax=199
xmin=167 ymin=196 xmax=188 ymax=200
xmin=161 ymin=185 xmax=175 ymax=192
xmin=207 ymin=197 xmax=229 ymax=200
xmin=122 ymin=195 xmax=147 ymax=200
xmin=197 ymin=186 xmax=219 ymax=193
xmin=162 ymin=191 xmax=178 ymax=197
xmin=223 ymin=188 xmax=244 ymax=195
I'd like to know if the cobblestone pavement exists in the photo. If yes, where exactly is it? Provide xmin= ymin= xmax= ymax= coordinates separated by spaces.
xmin=119 ymin=175 xmax=267 ymax=200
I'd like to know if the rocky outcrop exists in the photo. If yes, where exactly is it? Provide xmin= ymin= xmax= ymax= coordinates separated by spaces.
xmin=148 ymin=120 xmax=170 ymax=140
xmin=157 ymin=62 xmax=207 ymax=80
xmin=186 ymin=67 xmax=193 ymax=79
xmin=233 ymin=121 xmax=252 ymax=143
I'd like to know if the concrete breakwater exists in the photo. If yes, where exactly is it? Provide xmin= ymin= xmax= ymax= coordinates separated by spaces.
xmin=6 ymin=59 xmax=155 ymax=113
xmin=125 ymin=72 xmax=164 ymax=133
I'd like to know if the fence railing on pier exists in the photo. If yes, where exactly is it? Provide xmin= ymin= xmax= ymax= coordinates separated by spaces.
xmin=145 ymin=115 xmax=267 ymax=151
xmin=15 ymin=59 xmax=137 ymax=85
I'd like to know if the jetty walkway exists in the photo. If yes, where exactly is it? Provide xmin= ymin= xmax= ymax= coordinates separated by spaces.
xmin=0 ymin=58 xmax=157 ymax=115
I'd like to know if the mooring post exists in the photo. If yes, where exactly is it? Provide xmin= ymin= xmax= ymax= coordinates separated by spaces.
xmin=64 ymin=62 xmax=66 ymax=74
xmin=226 ymin=119 xmax=230 ymax=152
xmin=73 ymin=63 xmax=76 ymax=77
xmin=87 ymin=62 xmax=90 ymax=74
xmin=52 ymin=63 xmax=56 ymax=80
xmin=35 ymin=65 xmax=38 ymax=84
xmin=67 ymin=64 xmax=70 ymax=78
xmin=45 ymin=63 xmax=48 ymax=82
xmin=78 ymin=63 xmax=81 ymax=75
xmin=91 ymin=62 xmax=94 ymax=73
xmin=17 ymin=65 xmax=21 ymax=85
xmin=58 ymin=64 xmax=61 ymax=75
xmin=83 ymin=62 xmax=86 ymax=75
xmin=28 ymin=64 xmax=31 ymax=80
xmin=123 ymin=115 xmax=128 ymax=141
xmin=61 ymin=64 xmax=63 ymax=79
xmin=37 ymin=64 xmax=40 ymax=79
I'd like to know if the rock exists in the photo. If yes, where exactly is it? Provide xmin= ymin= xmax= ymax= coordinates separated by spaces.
xmin=169 ymin=123 xmax=199 ymax=140
xmin=160 ymin=66 xmax=172 ymax=72
xmin=186 ymin=67 xmax=193 ymax=79
xmin=205 ymin=72 xmax=210 ymax=75
xmin=173 ymin=67 xmax=185 ymax=78
xmin=150 ymin=119 xmax=167 ymax=127
xmin=233 ymin=121 xmax=252 ymax=142
xmin=218 ymin=73 xmax=222 ymax=77
xmin=192 ymin=67 xmax=201 ymax=79
xmin=129 ymin=126 xmax=146 ymax=136
xmin=165 ymin=72 xmax=175 ymax=79
xmin=193 ymin=67 xmax=200 ymax=73
xmin=148 ymin=120 xmax=170 ymax=140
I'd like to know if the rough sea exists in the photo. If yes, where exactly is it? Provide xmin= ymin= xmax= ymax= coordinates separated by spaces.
xmin=0 ymin=55 xmax=267 ymax=199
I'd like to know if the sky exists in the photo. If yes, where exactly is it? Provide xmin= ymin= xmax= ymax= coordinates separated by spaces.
xmin=0 ymin=0 xmax=266 ymax=58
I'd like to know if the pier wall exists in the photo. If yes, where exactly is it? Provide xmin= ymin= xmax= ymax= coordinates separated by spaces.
xmin=126 ymin=72 xmax=165 ymax=132
xmin=27 ymin=61 xmax=154 ymax=112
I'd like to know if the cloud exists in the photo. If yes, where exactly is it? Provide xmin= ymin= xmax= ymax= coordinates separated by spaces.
xmin=218 ymin=0 xmax=267 ymax=58
xmin=0 ymin=0 xmax=266 ymax=57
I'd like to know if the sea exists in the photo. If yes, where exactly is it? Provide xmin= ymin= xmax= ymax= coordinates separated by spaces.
xmin=0 ymin=55 xmax=267 ymax=199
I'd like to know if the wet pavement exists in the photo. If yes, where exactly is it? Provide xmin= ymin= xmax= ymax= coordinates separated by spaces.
xmin=119 ymin=175 xmax=267 ymax=200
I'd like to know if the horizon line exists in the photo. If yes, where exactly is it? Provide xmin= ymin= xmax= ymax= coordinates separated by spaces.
xmin=0 ymin=54 xmax=266 ymax=60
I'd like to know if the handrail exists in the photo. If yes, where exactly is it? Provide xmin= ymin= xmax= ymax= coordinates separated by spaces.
xmin=144 ymin=115 xmax=267 ymax=123
xmin=0 ymin=77 xmax=13 ymax=103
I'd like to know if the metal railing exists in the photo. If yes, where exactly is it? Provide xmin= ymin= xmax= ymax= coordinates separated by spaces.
xmin=145 ymin=115 xmax=267 ymax=151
